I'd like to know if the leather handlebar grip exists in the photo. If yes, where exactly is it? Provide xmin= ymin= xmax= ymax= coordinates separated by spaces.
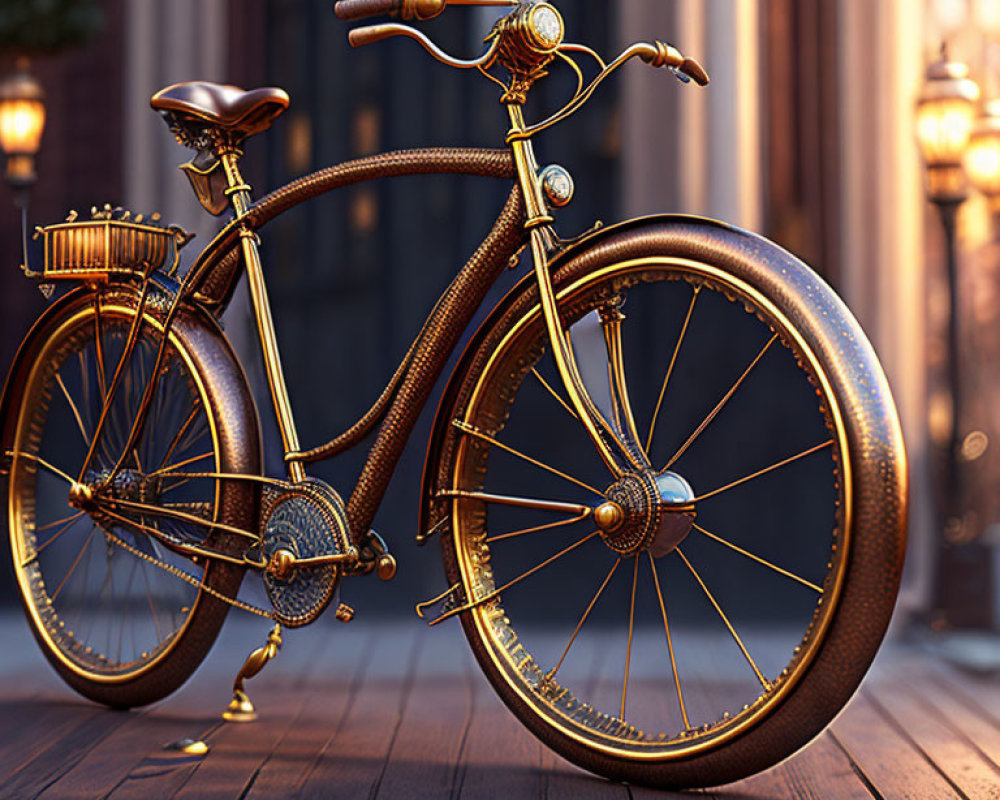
xmin=334 ymin=0 xmax=402 ymax=21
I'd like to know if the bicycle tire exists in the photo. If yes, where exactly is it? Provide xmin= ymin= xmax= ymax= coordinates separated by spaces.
xmin=2 ymin=285 xmax=261 ymax=708
xmin=424 ymin=217 xmax=906 ymax=789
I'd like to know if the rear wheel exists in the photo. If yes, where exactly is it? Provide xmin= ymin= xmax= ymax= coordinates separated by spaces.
xmin=3 ymin=287 xmax=260 ymax=707
xmin=427 ymin=221 xmax=906 ymax=789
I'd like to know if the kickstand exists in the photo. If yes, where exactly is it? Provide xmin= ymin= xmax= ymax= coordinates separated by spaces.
xmin=222 ymin=623 xmax=283 ymax=722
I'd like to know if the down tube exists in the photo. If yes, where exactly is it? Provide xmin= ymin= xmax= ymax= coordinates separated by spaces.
xmin=345 ymin=186 xmax=527 ymax=544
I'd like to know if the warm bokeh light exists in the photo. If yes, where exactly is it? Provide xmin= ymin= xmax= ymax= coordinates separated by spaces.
xmin=917 ymin=98 xmax=979 ymax=166
xmin=0 ymin=98 xmax=45 ymax=157
xmin=0 ymin=59 xmax=46 ymax=189
xmin=916 ymin=52 xmax=980 ymax=202
xmin=966 ymin=99 xmax=1000 ymax=206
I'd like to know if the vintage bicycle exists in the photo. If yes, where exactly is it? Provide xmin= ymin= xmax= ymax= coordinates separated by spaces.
xmin=0 ymin=0 xmax=907 ymax=789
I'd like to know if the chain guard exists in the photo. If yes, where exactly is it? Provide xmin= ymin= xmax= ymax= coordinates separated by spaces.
xmin=257 ymin=479 xmax=351 ymax=627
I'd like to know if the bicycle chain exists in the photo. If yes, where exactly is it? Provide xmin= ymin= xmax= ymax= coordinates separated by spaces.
xmin=102 ymin=526 xmax=276 ymax=620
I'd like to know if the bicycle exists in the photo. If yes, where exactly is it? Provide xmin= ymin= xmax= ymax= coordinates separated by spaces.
xmin=0 ymin=0 xmax=907 ymax=790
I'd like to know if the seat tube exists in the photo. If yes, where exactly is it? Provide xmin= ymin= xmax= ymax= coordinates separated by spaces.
xmin=220 ymin=151 xmax=307 ymax=483
xmin=506 ymin=104 xmax=622 ymax=477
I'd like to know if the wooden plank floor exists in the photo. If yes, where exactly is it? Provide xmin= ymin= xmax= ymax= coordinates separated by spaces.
xmin=0 ymin=612 xmax=998 ymax=799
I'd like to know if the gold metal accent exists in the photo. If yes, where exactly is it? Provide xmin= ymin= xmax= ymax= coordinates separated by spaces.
xmin=163 ymin=738 xmax=209 ymax=757
xmin=415 ymin=582 xmax=463 ymax=620
xmin=376 ymin=554 xmax=397 ymax=581
xmin=33 ymin=217 xmax=188 ymax=282
xmin=335 ymin=603 xmax=355 ymax=623
xmin=267 ymin=548 xmax=297 ymax=581
xmin=67 ymin=482 xmax=93 ymax=508
xmin=593 ymin=501 xmax=624 ymax=533
xmin=223 ymin=624 xmax=283 ymax=723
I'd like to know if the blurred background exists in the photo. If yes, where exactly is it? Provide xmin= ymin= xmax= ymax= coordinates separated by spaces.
xmin=0 ymin=0 xmax=999 ymax=637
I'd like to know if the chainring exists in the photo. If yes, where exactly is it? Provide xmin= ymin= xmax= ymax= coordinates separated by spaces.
xmin=258 ymin=479 xmax=351 ymax=627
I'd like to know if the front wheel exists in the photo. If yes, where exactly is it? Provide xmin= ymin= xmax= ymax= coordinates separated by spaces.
xmin=425 ymin=218 xmax=906 ymax=789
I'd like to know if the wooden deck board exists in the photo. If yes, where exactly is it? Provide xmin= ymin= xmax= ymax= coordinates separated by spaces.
xmin=0 ymin=613 xmax=998 ymax=799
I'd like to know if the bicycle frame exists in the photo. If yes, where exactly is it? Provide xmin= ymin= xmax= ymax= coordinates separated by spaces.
xmin=77 ymin=8 xmax=704 ymax=559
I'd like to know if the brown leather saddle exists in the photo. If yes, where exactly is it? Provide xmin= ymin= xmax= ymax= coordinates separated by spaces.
xmin=151 ymin=81 xmax=290 ymax=144
xmin=151 ymin=81 xmax=290 ymax=216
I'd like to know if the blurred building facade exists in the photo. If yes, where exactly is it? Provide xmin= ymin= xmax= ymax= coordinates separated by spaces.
xmin=1 ymin=0 xmax=998 ymax=625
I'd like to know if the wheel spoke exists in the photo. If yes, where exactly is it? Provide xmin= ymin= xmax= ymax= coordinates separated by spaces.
xmin=548 ymin=557 xmax=621 ymax=680
xmin=452 ymin=420 xmax=601 ymax=495
xmin=664 ymin=333 xmax=778 ymax=471
xmin=94 ymin=292 xmax=107 ymax=401
xmin=428 ymin=530 xmax=601 ymax=626
xmin=8 ymin=450 xmax=76 ymax=485
xmin=531 ymin=368 xmax=579 ymax=421
xmin=692 ymin=523 xmax=823 ymax=593
xmin=36 ymin=510 xmax=86 ymax=534
xmin=695 ymin=440 xmax=835 ymax=503
xmin=157 ymin=403 xmax=202 ymax=472
xmin=51 ymin=524 xmax=98 ymax=602
xmin=647 ymin=286 xmax=700 ymax=454
xmin=487 ymin=512 xmax=591 ymax=543
xmin=649 ymin=553 xmax=690 ymax=730
xmin=621 ymin=554 xmax=639 ymax=721
xmin=149 ymin=451 xmax=214 ymax=477
xmin=676 ymin=547 xmax=770 ymax=690
xmin=55 ymin=372 xmax=91 ymax=447
xmin=32 ymin=512 xmax=87 ymax=560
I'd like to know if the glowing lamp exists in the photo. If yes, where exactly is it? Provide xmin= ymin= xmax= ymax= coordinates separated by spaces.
xmin=916 ymin=48 xmax=980 ymax=203
xmin=0 ymin=59 xmax=46 ymax=190
xmin=966 ymin=99 xmax=1000 ymax=215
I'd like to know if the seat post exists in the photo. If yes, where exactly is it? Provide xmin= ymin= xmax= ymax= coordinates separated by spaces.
xmin=219 ymin=150 xmax=307 ymax=484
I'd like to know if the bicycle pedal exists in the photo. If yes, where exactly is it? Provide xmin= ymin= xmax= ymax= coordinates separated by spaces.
xmin=335 ymin=602 xmax=355 ymax=623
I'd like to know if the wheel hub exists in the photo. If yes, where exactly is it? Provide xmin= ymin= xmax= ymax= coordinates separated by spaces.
xmin=596 ymin=470 xmax=696 ymax=557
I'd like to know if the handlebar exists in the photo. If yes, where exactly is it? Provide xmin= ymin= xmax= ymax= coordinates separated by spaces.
xmin=334 ymin=0 xmax=405 ymax=22
xmin=334 ymin=0 xmax=516 ymax=23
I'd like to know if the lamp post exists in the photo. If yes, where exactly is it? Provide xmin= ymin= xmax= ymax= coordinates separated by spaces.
xmin=0 ymin=57 xmax=46 ymax=207
xmin=915 ymin=46 xmax=994 ymax=628
xmin=967 ymin=98 xmax=1000 ymax=229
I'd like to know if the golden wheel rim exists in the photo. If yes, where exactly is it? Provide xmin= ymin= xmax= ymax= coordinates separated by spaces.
xmin=8 ymin=298 xmax=222 ymax=684
xmin=446 ymin=257 xmax=851 ymax=759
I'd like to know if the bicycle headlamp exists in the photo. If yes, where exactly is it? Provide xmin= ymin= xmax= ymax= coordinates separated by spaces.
xmin=527 ymin=4 xmax=564 ymax=52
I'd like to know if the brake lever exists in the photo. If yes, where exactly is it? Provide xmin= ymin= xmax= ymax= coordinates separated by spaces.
xmin=348 ymin=23 xmax=499 ymax=69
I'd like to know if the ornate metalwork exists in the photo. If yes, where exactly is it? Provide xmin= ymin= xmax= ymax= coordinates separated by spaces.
xmin=257 ymin=480 xmax=351 ymax=627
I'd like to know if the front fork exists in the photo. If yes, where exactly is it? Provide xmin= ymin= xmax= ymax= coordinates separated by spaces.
xmin=507 ymin=104 xmax=644 ymax=480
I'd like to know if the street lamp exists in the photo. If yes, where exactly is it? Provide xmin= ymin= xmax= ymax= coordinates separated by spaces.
xmin=966 ymin=98 xmax=1000 ymax=223
xmin=0 ymin=57 xmax=46 ymax=205
xmin=916 ymin=46 xmax=992 ymax=628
